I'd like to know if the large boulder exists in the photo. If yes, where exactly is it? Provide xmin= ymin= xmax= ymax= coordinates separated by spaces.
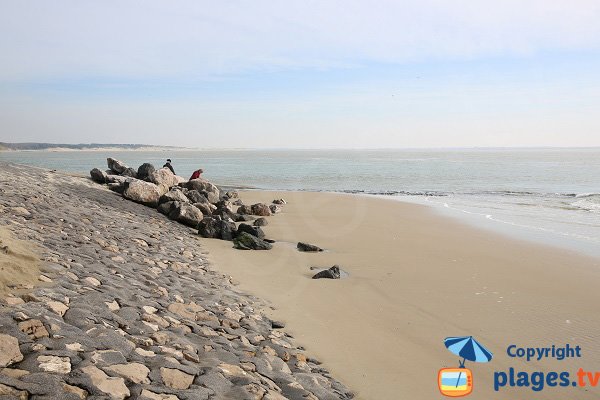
xmin=236 ymin=223 xmax=265 ymax=239
xmin=198 ymin=217 xmax=221 ymax=238
xmin=107 ymin=158 xmax=128 ymax=174
xmin=170 ymin=203 xmax=203 ymax=228
xmin=233 ymin=232 xmax=272 ymax=250
xmin=237 ymin=205 xmax=252 ymax=215
xmin=137 ymin=163 xmax=156 ymax=181
xmin=186 ymin=190 xmax=210 ymax=204
xmin=149 ymin=167 xmax=179 ymax=189
xmin=185 ymin=179 xmax=220 ymax=203
xmin=251 ymin=203 xmax=272 ymax=216
xmin=158 ymin=201 xmax=180 ymax=216
xmin=219 ymin=220 xmax=237 ymax=241
xmin=123 ymin=180 xmax=163 ymax=207
xmin=159 ymin=188 xmax=190 ymax=205
xmin=193 ymin=202 xmax=214 ymax=216
xmin=90 ymin=168 xmax=107 ymax=184
xmin=121 ymin=167 xmax=138 ymax=178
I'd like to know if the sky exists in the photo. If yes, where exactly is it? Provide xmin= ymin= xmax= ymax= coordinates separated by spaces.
xmin=1 ymin=1 xmax=599 ymax=148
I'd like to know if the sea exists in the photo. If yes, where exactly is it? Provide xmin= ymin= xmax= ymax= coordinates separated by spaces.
xmin=1 ymin=148 xmax=598 ymax=257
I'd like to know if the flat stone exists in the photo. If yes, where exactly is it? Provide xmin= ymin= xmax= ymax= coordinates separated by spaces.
xmin=0 ymin=334 xmax=23 ymax=367
xmin=37 ymin=355 xmax=71 ymax=373
xmin=0 ymin=383 xmax=28 ymax=399
xmin=135 ymin=348 xmax=155 ymax=357
xmin=140 ymin=389 xmax=179 ymax=400
xmin=4 ymin=296 xmax=25 ymax=305
xmin=66 ymin=343 xmax=84 ymax=352
xmin=105 ymin=300 xmax=120 ymax=311
xmin=18 ymin=319 xmax=49 ymax=339
xmin=47 ymin=300 xmax=69 ymax=316
xmin=160 ymin=367 xmax=194 ymax=390
xmin=105 ymin=362 xmax=150 ymax=384
xmin=81 ymin=365 xmax=130 ymax=399
xmin=63 ymin=383 xmax=88 ymax=399
xmin=84 ymin=276 xmax=101 ymax=286
xmin=167 ymin=302 xmax=204 ymax=320
xmin=218 ymin=363 xmax=248 ymax=378
xmin=0 ymin=368 xmax=29 ymax=378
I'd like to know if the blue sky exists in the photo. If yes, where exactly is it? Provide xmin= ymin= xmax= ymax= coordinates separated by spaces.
xmin=1 ymin=1 xmax=599 ymax=148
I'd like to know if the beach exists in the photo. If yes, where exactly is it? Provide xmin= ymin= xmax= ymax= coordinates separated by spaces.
xmin=1 ymin=161 xmax=600 ymax=399
xmin=202 ymin=190 xmax=600 ymax=399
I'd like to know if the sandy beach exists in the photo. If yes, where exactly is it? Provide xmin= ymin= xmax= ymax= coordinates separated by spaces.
xmin=202 ymin=190 xmax=600 ymax=399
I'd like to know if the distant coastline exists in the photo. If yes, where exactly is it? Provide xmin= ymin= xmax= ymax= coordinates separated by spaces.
xmin=0 ymin=142 xmax=190 ymax=152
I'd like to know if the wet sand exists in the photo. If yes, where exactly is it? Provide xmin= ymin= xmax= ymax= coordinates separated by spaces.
xmin=202 ymin=190 xmax=600 ymax=399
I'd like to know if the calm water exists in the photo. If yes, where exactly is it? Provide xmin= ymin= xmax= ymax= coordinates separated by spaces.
xmin=1 ymin=148 xmax=598 ymax=256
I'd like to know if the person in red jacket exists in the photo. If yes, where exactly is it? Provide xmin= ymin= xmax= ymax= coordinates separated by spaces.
xmin=189 ymin=168 xmax=203 ymax=180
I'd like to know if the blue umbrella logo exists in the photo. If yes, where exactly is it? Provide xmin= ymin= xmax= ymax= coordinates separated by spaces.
xmin=444 ymin=336 xmax=493 ymax=388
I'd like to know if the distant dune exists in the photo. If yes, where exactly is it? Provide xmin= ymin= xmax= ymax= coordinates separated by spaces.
xmin=0 ymin=142 xmax=188 ymax=151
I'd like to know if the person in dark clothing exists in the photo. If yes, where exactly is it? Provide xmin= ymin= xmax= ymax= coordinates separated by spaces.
xmin=163 ymin=159 xmax=175 ymax=174
xmin=189 ymin=168 xmax=203 ymax=180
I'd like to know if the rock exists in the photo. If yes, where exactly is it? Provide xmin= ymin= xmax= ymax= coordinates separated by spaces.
xmin=140 ymin=389 xmax=179 ymax=400
xmin=105 ymin=363 xmax=150 ymax=384
xmin=37 ymin=355 xmax=71 ymax=373
xmin=90 ymin=168 xmax=107 ymax=183
xmin=193 ymin=202 xmax=214 ymax=216
xmin=312 ymin=265 xmax=341 ymax=279
xmin=233 ymin=232 xmax=273 ymax=250
xmin=63 ymin=384 xmax=88 ymax=399
xmin=198 ymin=217 xmax=221 ymax=238
xmin=217 ymin=363 xmax=248 ymax=378
xmin=271 ymin=320 xmax=286 ymax=329
xmin=273 ymin=198 xmax=286 ymax=204
xmin=160 ymin=367 xmax=194 ymax=390
xmin=0 ymin=334 xmax=23 ymax=367
xmin=47 ymin=300 xmax=69 ymax=317
xmin=18 ymin=319 xmax=49 ymax=339
xmin=224 ymin=190 xmax=239 ymax=199
xmin=107 ymin=157 xmax=128 ymax=174
xmin=0 ymin=384 xmax=28 ymax=399
xmin=5 ymin=296 xmax=25 ymax=305
xmin=149 ymin=167 xmax=179 ymax=188
xmin=120 ymin=167 xmax=138 ymax=178
xmin=297 ymin=242 xmax=324 ymax=252
xmin=108 ymin=182 xmax=125 ymax=193
xmin=185 ymin=190 xmax=209 ymax=204
xmin=185 ymin=179 xmax=220 ymax=199
xmin=137 ymin=162 xmax=156 ymax=180
xmin=81 ymin=365 xmax=130 ymax=399
xmin=159 ymin=188 xmax=190 ymax=205
xmin=269 ymin=204 xmax=282 ymax=214
xmin=237 ymin=223 xmax=265 ymax=239
xmin=167 ymin=302 xmax=204 ymax=320
xmin=157 ymin=200 xmax=180 ymax=216
xmin=253 ymin=217 xmax=268 ymax=226
xmin=10 ymin=206 xmax=30 ymax=217
xmin=123 ymin=180 xmax=164 ymax=207
xmin=170 ymin=203 xmax=203 ymax=228
xmin=84 ymin=276 xmax=101 ymax=286
xmin=251 ymin=203 xmax=272 ymax=216
xmin=219 ymin=219 xmax=237 ymax=241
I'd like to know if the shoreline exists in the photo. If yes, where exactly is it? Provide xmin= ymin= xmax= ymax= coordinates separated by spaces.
xmin=201 ymin=190 xmax=600 ymax=399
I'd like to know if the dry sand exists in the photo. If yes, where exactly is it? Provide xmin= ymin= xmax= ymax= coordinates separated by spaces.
xmin=0 ymin=227 xmax=40 ymax=295
xmin=201 ymin=191 xmax=600 ymax=399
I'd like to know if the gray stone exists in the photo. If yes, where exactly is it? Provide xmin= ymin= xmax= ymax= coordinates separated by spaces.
xmin=90 ymin=168 xmax=107 ymax=184
xmin=107 ymin=158 xmax=128 ymax=174
xmin=297 ymin=242 xmax=324 ymax=252
xmin=233 ymin=232 xmax=273 ymax=250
